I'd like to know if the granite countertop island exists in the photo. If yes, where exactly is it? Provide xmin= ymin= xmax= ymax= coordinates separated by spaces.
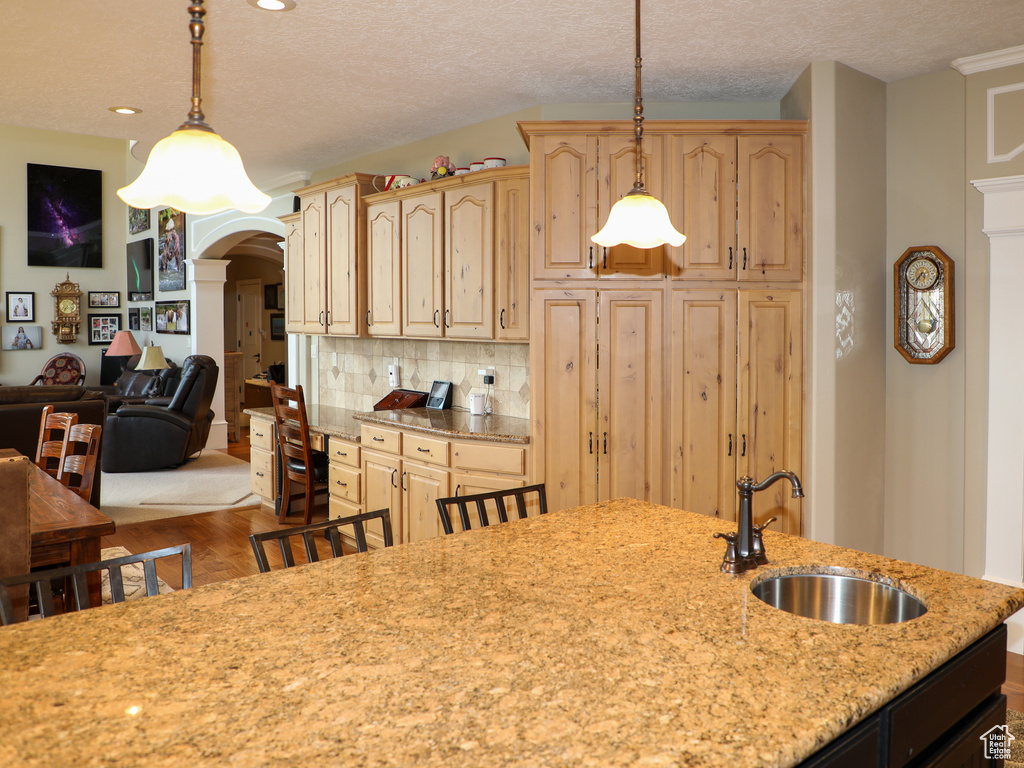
xmin=244 ymin=405 xmax=530 ymax=444
xmin=0 ymin=500 xmax=1021 ymax=767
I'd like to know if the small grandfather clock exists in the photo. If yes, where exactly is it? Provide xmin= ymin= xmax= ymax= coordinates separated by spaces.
xmin=51 ymin=273 xmax=83 ymax=344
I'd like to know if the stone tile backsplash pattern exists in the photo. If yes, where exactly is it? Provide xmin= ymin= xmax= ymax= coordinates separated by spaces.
xmin=318 ymin=337 xmax=529 ymax=419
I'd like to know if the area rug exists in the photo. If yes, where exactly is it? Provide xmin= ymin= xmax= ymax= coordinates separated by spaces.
xmin=1009 ymin=708 xmax=1023 ymax=768
xmin=100 ymin=451 xmax=259 ymax=524
xmin=100 ymin=547 xmax=174 ymax=603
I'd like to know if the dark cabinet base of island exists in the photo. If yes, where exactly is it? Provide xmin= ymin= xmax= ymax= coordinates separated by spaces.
xmin=799 ymin=624 xmax=1008 ymax=768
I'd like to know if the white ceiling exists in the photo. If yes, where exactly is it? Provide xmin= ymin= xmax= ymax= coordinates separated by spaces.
xmin=3 ymin=0 xmax=1021 ymax=188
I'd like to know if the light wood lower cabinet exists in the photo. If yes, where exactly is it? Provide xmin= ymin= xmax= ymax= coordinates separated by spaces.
xmin=249 ymin=416 xmax=276 ymax=508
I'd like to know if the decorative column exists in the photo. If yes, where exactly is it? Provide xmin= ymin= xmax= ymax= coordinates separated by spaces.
xmin=973 ymin=174 xmax=1024 ymax=652
xmin=187 ymin=257 xmax=228 ymax=450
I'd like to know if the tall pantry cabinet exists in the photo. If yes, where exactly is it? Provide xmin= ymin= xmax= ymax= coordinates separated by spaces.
xmin=521 ymin=120 xmax=806 ymax=534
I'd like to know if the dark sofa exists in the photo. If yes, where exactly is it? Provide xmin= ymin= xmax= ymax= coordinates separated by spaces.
xmin=0 ymin=385 xmax=107 ymax=507
xmin=93 ymin=354 xmax=181 ymax=412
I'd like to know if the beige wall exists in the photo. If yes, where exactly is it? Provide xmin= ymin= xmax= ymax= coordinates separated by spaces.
xmin=0 ymin=125 xmax=130 ymax=386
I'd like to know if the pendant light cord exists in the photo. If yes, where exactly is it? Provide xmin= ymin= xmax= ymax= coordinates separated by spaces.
xmin=632 ymin=0 xmax=646 ymax=194
xmin=183 ymin=1 xmax=213 ymax=132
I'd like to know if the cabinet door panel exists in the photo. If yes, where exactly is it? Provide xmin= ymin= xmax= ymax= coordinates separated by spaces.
xmin=737 ymin=135 xmax=804 ymax=282
xmin=362 ymin=450 xmax=402 ymax=545
xmin=531 ymin=135 xmax=599 ymax=279
xmin=495 ymin=174 xmax=531 ymax=340
xmin=366 ymin=200 xmax=402 ymax=336
xmin=599 ymin=135 xmax=666 ymax=278
xmin=737 ymin=290 xmax=803 ymax=534
xmin=530 ymin=290 xmax=599 ymax=512
xmin=445 ymin=182 xmax=493 ymax=339
xmin=326 ymin=184 xmax=360 ymax=335
xmin=451 ymin=473 xmax=529 ymax=526
xmin=290 ymin=194 xmax=326 ymax=334
xmin=283 ymin=214 xmax=307 ymax=333
xmin=403 ymin=462 xmax=448 ymax=543
xmin=669 ymin=290 xmax=737 ymax=519
xmin=668 ymin=135 xmax=737 ymax=280
xmin=402 ymin=192 xmax=444 ymax=338
xmin=597 ymin=290 xmax=664 ymax=504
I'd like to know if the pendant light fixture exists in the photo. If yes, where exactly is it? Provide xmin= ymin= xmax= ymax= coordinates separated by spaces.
xmin=117 ymin=1 xmax=270 ymax=215
xmin=591 ymin=0 xmax=685 ymax=250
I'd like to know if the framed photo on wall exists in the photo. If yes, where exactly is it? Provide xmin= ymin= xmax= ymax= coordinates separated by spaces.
xmin=155 ymin=299 xmax=189 ymax=334
xmin=127 ymin=238 xmax=154 ymax=301
xmin=158 ymin=208 xmax=186 ymax=292
xmin=1 ymin=325 xmax=42 ymax=350
xmin=128 ymin=307 xmax=140 ymax=331
xmin=140 ymin=306 xmax=153 ymax=332
xmin=6 ymin=292 xmax=35 ymax=322
xmin=270 ymin=312 xmax=285 ymax=340
xmin=88 ymin=313 xmax=121 ymax=345
xmin=128 ymin=206 xmax=150 ymax=235
xmin=88 ymin=291 xmax=120 ymax=308
xmin=27 ymin=163 xmax=103 ymax=268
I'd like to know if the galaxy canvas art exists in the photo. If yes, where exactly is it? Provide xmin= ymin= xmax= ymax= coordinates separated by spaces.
xmin=27 ymin=163 xmax=103 ymax=268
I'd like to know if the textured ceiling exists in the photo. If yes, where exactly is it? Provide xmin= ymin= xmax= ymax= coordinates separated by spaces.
xmin=2 ymin=0 xmax=1021 ymax=188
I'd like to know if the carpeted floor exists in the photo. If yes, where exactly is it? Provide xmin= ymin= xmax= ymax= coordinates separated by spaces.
xmin=100 ymin=451 xmax=258 ymax=524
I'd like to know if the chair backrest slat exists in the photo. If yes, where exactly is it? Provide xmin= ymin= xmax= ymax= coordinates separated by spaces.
xmin=249 ymin=509 xmax=394 ymax=573
xmin=436 ymin=484 xmax=548 ymax=535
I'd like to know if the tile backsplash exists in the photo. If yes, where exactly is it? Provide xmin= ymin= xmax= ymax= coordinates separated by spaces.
xmin=318 ymin=337 xmax=530 ymax=419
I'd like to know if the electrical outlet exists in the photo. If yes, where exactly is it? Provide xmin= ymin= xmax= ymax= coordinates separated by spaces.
xmin=388 ymin=364 xmax=400 ymax=387
xmin=478 ymin=367 xmax=496 ymax=385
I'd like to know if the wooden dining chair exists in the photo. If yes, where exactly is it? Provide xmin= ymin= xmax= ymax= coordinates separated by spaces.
xmin=435 ymin=483 xmax=548 ymax=535
xmin=0 ymin=544 xmax=192 ymax=625
xmin=34 ymin=406 xmax=78 ymax=479
xmin=249 ymin=508 xmax=395 ymax=573
xmin=270 ymin=382 xmax=329 ymax=524
xmin=56 ymin=423 xmax=102 ymax=501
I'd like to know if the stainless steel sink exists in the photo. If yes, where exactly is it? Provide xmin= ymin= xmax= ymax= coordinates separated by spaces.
xmin=751 ymin=570 xmax=927 ymax=625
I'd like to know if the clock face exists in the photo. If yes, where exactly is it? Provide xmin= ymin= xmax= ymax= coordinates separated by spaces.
xmin=906 ymin=257 xmax=939 ymax=290
xmin=58 ymin=298 xmax=78 ymax=315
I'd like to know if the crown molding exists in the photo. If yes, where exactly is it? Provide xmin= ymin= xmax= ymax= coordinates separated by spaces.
xmin=260 ymin=170 xmax=312 ymax=192
xmin=952 ymin=44 xmax=1024 ymax=75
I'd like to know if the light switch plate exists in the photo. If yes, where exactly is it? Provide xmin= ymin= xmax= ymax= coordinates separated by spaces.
xmin=388 ymin=364 xmax=400 ymax=387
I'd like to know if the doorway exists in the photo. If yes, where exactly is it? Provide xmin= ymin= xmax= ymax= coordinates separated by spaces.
xmin=236 ymin=278 xmax=263 ymax=386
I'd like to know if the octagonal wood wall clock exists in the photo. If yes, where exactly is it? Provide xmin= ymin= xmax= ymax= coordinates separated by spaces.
xmin=893 ymin=245 xmax=954 ymax=364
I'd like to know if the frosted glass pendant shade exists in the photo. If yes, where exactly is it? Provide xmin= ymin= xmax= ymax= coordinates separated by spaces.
xmin=591 ymin=190 xmax=686 ymax=249
xmin=118 ymin=126 xmax=271 ymax=215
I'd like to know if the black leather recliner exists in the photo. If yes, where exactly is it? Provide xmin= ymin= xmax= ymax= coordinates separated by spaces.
xmin=101 ymin=355 xmax=219 ymax=473
xmin=93 ymin=354 xmax=181 ymax=412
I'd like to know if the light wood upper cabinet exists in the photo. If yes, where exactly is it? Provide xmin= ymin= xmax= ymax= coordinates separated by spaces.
xmin=366 ymin=199 xmax=402 ymax=336
xmin=530 ymin=134 xmax=599 ymax=279
xmin=282 ymin=213 xmax=307 ymax=334
xmin=325 ymin=184 xmax=365 ymax=336
xmin=597 ymin=290 xmax=664 ymax=503
xmin=737 ymin=289 xmax=803 ymax=534
xmin=494 ymin=173 xmax=530 ymax=340
xmin=401 ymin=191 xmax=444 ymax=337
xmin=667 ymin=135 xmax=738 ymax=280
xmin=669 ymin=290 xmax=737 ymax=520
xmin=286 ymin=195 xmax=327 ymax=334
xmin=530 ymin=289 xmax=599 ymax=513
xmin=444 ymin=181 xmax=494 ymax=339
xmin=737 ymin=135 xmax=804 ymax=282
xmin=599 ymin=135 xmax=666 ymax=278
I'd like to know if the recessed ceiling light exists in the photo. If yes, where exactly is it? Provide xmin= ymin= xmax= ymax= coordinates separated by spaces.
xmin=247 ymin=0 xmax=296 ymax=10
xmin=109 ymin=106 xmax=142 ymax=115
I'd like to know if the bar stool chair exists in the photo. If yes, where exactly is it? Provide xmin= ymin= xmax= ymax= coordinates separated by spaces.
xmin=270 ymin=382 xmax=329 ymax=524
xmin=436 ymin=483 xmax=548 ymax=534
xmin=57 ymin=423 xmax=102 ymax=501
xmin=34 ymin=405 xmax=77 ymax=479
xmin=249 ymin=508 xmax=395 ymax=572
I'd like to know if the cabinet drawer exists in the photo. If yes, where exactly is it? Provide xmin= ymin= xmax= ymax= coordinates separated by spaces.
xmin=403 ymin=433 xmax=450 ymax=467
xmin=452 ymin=441 xmax=525 ymax=475
xmin=361 ymin=424 xmax=401 ymax=454
xmin=329 ymin=463 xmax=361 ymax=504
xmin=250 ymin=449 xmax=274 ymax=499
xmin=328 ymin=438 xmax=360 ymax=468
xmin=886 ymin=624 xmax=1006 ymax=768
xmin=250 ymin=420 xmax=275 ymax=452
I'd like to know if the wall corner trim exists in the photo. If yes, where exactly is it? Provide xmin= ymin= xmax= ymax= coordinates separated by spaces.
xmin=952 ymin=44 xmax=1024 ymax=75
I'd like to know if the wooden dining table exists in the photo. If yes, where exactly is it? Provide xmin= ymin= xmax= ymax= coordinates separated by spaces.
xmin=24 ymin=455 xmax=115 ymax=607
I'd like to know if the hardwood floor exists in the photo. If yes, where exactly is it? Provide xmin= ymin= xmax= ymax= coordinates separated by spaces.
xmin=103 ymin=427 xmax=1024 ymax=711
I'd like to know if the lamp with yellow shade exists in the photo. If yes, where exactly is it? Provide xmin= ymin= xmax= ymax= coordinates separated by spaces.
xmin=137 ymin=345 xmax=170 ymax=373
